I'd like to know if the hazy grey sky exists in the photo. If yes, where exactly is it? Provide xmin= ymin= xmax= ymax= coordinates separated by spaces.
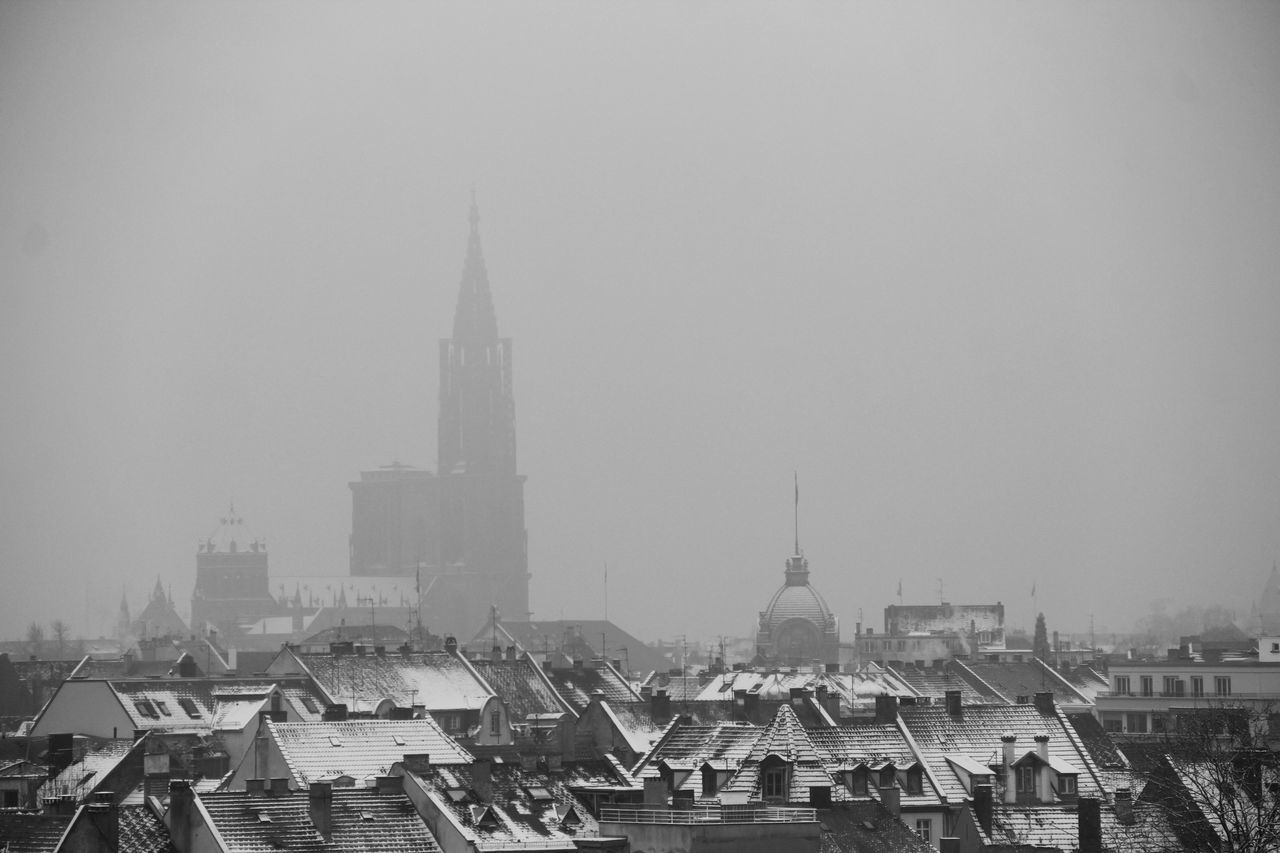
xmin=2 ymin=2 xmax=1278 ymax=644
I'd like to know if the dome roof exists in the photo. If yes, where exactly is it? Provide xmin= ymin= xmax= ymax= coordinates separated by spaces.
xmin=761 ymin=581 xmax=834 ymax=632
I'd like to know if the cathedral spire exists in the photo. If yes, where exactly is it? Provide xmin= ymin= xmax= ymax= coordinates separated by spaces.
xmin=452 ymin=194 xmax=499 ymax=342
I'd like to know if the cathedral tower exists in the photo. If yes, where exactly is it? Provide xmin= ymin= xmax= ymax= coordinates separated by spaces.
xmin=349 ymin=201 xmax=529 ymax=638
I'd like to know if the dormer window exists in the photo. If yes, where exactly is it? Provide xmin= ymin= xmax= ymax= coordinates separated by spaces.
xmin=761 ymin=756 xmax=788 ymax=802
xmin=906 ymin=767 xmax=924 ymax=796
xmin=1058 ymin=774 xmax=1077 ymax=796
xmin=701 ymin=765 xmax=717 ymax=797
xmin=878 ymin=764 xmax=896 ymax=789
xmin=1016 ymin=765 xmax=1035 ymax=795
xmin=847 ymin=768 xmax=868 ymax=796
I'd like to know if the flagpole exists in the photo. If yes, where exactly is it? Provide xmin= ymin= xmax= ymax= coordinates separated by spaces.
xmin=793 ymin=472 xmax=800 ymax=554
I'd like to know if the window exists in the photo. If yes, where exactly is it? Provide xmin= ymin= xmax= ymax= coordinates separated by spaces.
xmin=177 ymin=698 xmax=202 ymax=719
xmin=1103 ymin=717 xmax=1123 ymax=733
xmin=1115 ymin=676 xmax=1130 ymax=695
xmin=1016 ymin=766 xmax=1035 ymax=794
xmin=1272 ymin=642 xmax=1279 ymax=654
xmin=1140 ymin=676 xmax=1153 ymax=697
xmin=300 ymin=696 xmax=319 ymax=714
xmin=915 ymin=819 xmax=931 ymax=842
xmin=1215 ymin=676 xmax=1231 ymax=697
xmin=1191 ymin=677 xmax=1204 ymax=698
xmin=1163 ymin=677 xmax=1183 ymax=697
xmin=762 ymin=766 xmax=786 ymax=799
xmin=489 ymin=710 xmax=501 ymax=736
xmin=1126 ymin=713 xmax=1148 ymax=734
xmin=2 ymin=791 xmax=17 ymax=808
xmin=849 ymin=769 xmax=868 ymax=796
xmin=1059 ymin=775 xmax=1077 ymax=795
xmin=133 ymin=701 xmax=158 ymax=719
xmin=155 ymin=701 xmax=172 ymax=717
xmin=906 ymin=768 xmax=923 ymax=795
xmin=702 ymin=767 xmax=716 ymax=797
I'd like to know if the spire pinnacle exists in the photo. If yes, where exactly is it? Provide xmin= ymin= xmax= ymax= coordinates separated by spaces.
xmin=452 ymin=196 xmax=499 ymax=341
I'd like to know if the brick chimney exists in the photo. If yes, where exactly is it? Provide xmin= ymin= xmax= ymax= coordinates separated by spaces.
xmin=878 ymin=784 xmax=900 ymax=817
xmin=168 ymin=780 xmax=194 ymax=853
xmin=1034 ymin=734 xmax=1050 ymax=801
xmin=1078 ymin=796 xmax=1102 ymax=853
xmin=1113 ymin=787 xmax=1134 ymax=825
xmin=945 ymin=690 xmax=962 ymax=718
xmin=973 ymin=783 xmax=993 ymax=835
xmin=1034 ymin=691 xmax=1055 ymax=715
xmin=86 ymin=791 xmax=118 ymax=851
xmin=1001 ymin=733 xmax=1017 ymax=804
xmin=874 ymin=695 xmax=898 ymax=724
xmin=445 ymin=636 xmax=458 ymax=654
xmin=309 ymin=781 xmax=333 ymax=837
xmin=651 ymin=689 xmax=671 ymax=720
xmin=472 ymin=759 xmax=492 ymax=802
xmin=506 ymin=645 xmax=517 ymax=661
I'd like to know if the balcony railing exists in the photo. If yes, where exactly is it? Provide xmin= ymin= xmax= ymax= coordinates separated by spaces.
xmin=599 ymin=805 xmax=818 ymax=825
xmin=1096 ymin=691 xmax=1276 ymax=700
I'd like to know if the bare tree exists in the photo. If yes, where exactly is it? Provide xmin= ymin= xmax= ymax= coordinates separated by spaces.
xmin=1139 ymin=702 xmax=1279 ymax=853
xmin=25 ymin=621 xmax=45 ymax=653
xmin=50 ymin=619 xmax=70 ymax=657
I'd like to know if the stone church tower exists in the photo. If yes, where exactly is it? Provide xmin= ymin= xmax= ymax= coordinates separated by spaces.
xmin=349 ymin=202 xmax=529 ymax=638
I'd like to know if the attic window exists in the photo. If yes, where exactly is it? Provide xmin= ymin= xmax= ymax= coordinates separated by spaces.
xmin=1058 ymin=774 xmax=1077 ymax=795
xmin=253 ymin=810 xmax=272 ymax=823
xmin=177 ymin=698 xmax=202 ymax=719
xmin=525 ymin=785 xmax=553 ymax=803
xmin=155 ymin=701 xmax=172 ymax=717
xmin=134 ymin=701 xmax=159 ymax=719
xmin=360 ymin=812 xmax=375 ymax=821
xmin=906 ymin=768 xmax=923 ymax=795
xmin=392 ymin=735 xmax=406 ymax=746
xmin=328 ymin=736 xmax=343 ymax=747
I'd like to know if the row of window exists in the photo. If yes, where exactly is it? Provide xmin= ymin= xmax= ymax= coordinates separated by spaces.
xmin=1113 ymin=675 xmax=1230 ymax=697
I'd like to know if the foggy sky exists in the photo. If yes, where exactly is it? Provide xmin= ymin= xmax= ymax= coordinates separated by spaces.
xmin=2 ymin=1 xmax=1279 ymax=646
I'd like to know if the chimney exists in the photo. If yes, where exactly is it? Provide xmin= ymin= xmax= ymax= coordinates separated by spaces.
xmin=651 ymin=689 xmax=671 ymax=720
xmin=48 ymin=733 xmax=75 ymax=773
xmin=322 ymin=704 xmax=348 ymax=721
xmin=874 ymin=695 xmax=898 ymax=724
xmin=573 ymin=658 xmax=583 ymax=671
xmin=789 ymin=687 xmax=805 ymax=706
xmin=945 ymin=690 xmax=962 ymax=718
xmin=973 ymin=783 xmax=993 ymax=835
xmin=878 ymin=785 xmax=900 ymax=817
xmin=375 ymin=775 xmax=401 ymax=794
xmin=374 ymin=645 xmax=386 ymax=657
xmin=809 ymin=785 xmax=832 ymax=808
xmin=1034 ymin=734 xmax=1050 ymax=801
xmin=492 ymin=645 xmax=502 ymax=661
xmin=402 ymin=753 xmax=432 ymax=775
xmin=309 ymin=782 xmax=333 ymax=837
xmin=644 ymin=777 xmax=667 ymax=807
xmin=939 ymin=839 xmax=961 ymax=853
xmin=270 ymin=777 xmax=291 ymax=796
xmin=1034 ymin=691 xmax=1055 ymax=715
xmin=169 ymin=780 xmax=194 ymax=853
xmin=246 ymin=779 xmax=265 ymax=795
xmin=1113 ymin=787 xmax=1134 ymax=825
xmin=1078 ymin=796 xmax=1102 ymax=853
xmin=445 ymin=636 xmax=458 ymax=654
xmin=178 ymin=656 xmax=197 ymax=678
xmin=1001 ymin=733 xmax=1017 ymax=804
xmin=86 ymin=791 xmax=118 ymax=850
xmin=506 ymin=646 xmax=517 ymax=661
xmin=472 ymin=759 xmax=492 ymax=801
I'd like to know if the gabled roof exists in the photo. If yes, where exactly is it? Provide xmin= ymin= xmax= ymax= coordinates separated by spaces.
xmin=104 ymin=678 xmax=327 ymax=731
xmin=115 ymin=804 xmax=175 ymax=853
xmin=197 ymin=788 xmax=442 ymax=853
xmin=42 ymin=737 xmax=137 ymax=801
xmin=268 ymin=719 xmax=473 ymax=786
xmin=980 ymin=802 xmax=1184 ymax=853
xmin=818 ymin=801 xmax=936 ymax=853
xmin=293 ymin=651 xmax=494 ymax=714
xmin=412 ymin=763 xmax=598 ymax=850
xmin=890 ymin=666 xmax=999 ymax=705
xmin=468 ymin=658 xmax=572 ymax=720
xmin=542 ymin=663 xmax=638 ymax=714
xmin=954 ymin=659 xmax=1092 ymax=707
xmin=898 ymin=704 xmax=1104 ymax=804
xmin=0 ymin=812 xmax=72 ymax=853
xmin=472 ymin=619 xmax=668 ymax=675
xmin=719 ymin=705 xmax=833 ymax=803
xmin=631 ymin=721 xmax=762 ymax=781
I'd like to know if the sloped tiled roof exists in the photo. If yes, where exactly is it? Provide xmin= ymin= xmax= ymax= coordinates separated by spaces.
xmin=0 ymin=812 xmax=72 ymax=853
xmin=299 ymin=652 xmax=493 ymax=714
xmin=543 ymin=665 xmax=638 ymax=714
xmin=891 ymin=667 xmax=996 ymax=705
xmin=43 ymin=737 xmax=136 ymax=801
xmin=117 ymin=804 xmax=176 ymax=853
xmin=819 ymin=801 xmax=936 ymax=853
xmin=632 ymin=721 xmax=762 ymax=780
xmin=269 ymin=719 xmax=473 ymax=785
xmin=807 ymin=721 xmax=943 ymax=807
xmin=468 ymin=659 xmax=569 ymax=720
xmin=198 ymin=788 xmax=442 ymax=853
xmin=957 ymin=660 xmax=1091 ymax=707
xmin=898 ymin=704 xmax=1104 ymax=803
xmin=720 ymin=705 xmax=833 ymax=803
xmin=641 ymin=674 xmax=706 ymax=702
xmin=102 ymin=677 xmax=327 ymax=731
xmin=982 ymin=802 xmax=1184 ymax=853
xmin=418 ymin=763 xmax=598 ymax=850
xmin=1064 ymin=712 xmax=1127 ymax=769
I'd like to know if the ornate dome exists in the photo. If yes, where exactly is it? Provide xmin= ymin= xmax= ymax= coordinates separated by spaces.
xmin=760 ymin=554 xmax=835 ymax=632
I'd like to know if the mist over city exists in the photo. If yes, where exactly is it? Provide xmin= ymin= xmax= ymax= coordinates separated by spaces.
xmin=3 ymin=2 xmax=1280 ymax=686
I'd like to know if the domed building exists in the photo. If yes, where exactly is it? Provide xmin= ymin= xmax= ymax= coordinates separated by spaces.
xmin=755 ymin=549 xmax=840 ymax=667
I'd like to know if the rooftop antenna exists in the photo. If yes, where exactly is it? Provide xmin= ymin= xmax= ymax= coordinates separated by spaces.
xmin=937 ymin=578 xmax=945 ymax=605
xmin=603 ymin=560 xmax=608 ymax=622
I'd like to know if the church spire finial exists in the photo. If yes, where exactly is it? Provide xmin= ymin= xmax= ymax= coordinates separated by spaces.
xmin=452 ymin=196 xmax=499 ymax=342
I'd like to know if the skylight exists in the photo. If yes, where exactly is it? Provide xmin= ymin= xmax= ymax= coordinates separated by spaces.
xmin=328 ymin=736 xmax=343 ymax=747
xmin=177 ymin=698 xmax=203 ymax=718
